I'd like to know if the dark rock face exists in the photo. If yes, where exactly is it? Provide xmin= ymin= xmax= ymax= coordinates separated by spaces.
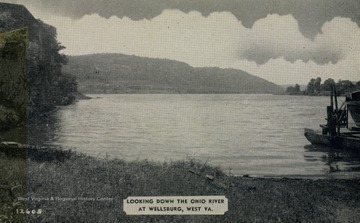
xmin=0 ymin=3 xmax=76 ymax=121
xmin=0 ymin=3 xmax=37 ymax=32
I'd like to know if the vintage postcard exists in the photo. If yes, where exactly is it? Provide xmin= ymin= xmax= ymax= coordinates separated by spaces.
xmin=1 ymin=0 xmax=360 ymax=222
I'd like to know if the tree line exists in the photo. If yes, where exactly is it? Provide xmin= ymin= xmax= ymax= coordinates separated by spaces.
xmin=26 ymin=21 xmax=77 ymax=114
xmin=286 ymin=78 xmax=360 ymax=96
xmin=0 ymin=22 xmax=77 ymax=131
xmin=0 ymin=28 xmax=27 ymax=130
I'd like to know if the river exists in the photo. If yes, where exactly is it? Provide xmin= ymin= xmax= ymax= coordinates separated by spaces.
xmin=28 ymin=94 xmax=360 ymax=178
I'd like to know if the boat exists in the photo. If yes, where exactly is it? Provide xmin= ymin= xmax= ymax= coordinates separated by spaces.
xmin=304 ymin=86 xmax=360 ymax=150
xmin=346 ymin=90 xmax=360 ymax=127
xmin=304 ymin=128 xmax=360 ymax=150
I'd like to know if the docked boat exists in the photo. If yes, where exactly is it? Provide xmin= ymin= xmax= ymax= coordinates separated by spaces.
xmin=304 ymin=87 xmax=360 ymax=150
xmin=346 ymin=90 xmax=360 ymax=127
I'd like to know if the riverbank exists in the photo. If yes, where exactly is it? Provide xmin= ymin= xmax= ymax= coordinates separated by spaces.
xmin=0 ymin=91 xmax=90 ymax=145
xmin=75 ymin=91 xmax=92 ymax=100
xmin=1 ymin=145 xmax=360 ymax=223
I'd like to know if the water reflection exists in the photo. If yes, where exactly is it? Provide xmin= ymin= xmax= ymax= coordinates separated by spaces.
xmin=17 ymin=94 xmax=360 ymax=178
xmin=27 ymin=109 xmax=62 ymax=146
xmin=304 ymin=144 xmax=360 ymax=175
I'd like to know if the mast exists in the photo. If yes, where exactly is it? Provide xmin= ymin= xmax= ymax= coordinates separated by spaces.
xmin=334 ymin=85 xmax=341 ymax=134
xmin=330 ymin=85 xmax=334 ymax=110
xmin=327 ymin=84 xmax=337 ymax=137
xmin=334 ymin=84 xmax=339 ymax=112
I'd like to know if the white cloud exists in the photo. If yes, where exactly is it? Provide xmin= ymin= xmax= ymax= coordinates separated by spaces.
xmin=232 ymin=15 xmax=360 ymax=84
xmin=239 ymin=14 xmax=358 ymax=65
xmin=23 ymin=6 xmax=360 ymax=85
xmin=231 ymin=58 xmax=360 ymax=85
xmin=41 ymin=10 xmax=241 ymax=68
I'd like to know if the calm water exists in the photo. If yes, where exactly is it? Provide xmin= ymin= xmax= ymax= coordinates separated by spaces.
xmin=29 ymin=94 xmax=360 ymax=178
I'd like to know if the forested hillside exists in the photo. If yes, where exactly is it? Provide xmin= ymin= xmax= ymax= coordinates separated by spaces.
xmin=64 ymin=53 xmax=284 ymax=94
xmin=0 ymin=28 xmax=27 ymax=130
xmin=0 ymin=3 xmax=77 ymax=130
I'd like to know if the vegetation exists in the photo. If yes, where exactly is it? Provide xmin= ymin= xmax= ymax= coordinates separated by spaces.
xmin=1 ymin=145 xmax=360 ymax=222
xmin=0 ymin=28 xmax=27 ymax=130
xmin=26 ymin=21 xmax=77 ymax=116
xmin=64 ymin=54 xmax=284 ymax=94
xmin=0 ymin=155 xmax=26 ymax=223
xmin=0 ymin=4 xmax=78 ymax=130
xmin=286 ymin=77 xmax=360 ymax=96
xmin=285 ymin=83 xmax=301 ymax=95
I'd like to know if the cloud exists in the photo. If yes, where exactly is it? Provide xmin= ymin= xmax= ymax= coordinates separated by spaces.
xmin=231 ymin=57 xmax=360 ymax=85
xmin=4 ymin=2 xmax=359 ymax=85
xmin=39 ymin=9 xmax=359 ymax=64
xmin=228 ymin=15 xmax=359 ymax=84
xmin=238 ymin=14 xmax=349 ymax=65
xmin=5 ymin=0 xmax=360 ymax=39
xmin=40 ymin=10 xmax=242 ymax=68
xmin=234 ymin=16 xmax=360 ymax=83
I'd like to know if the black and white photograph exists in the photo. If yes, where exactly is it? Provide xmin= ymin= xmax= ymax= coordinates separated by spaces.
xmin=1 ymin=0 xmax=360 ymax=222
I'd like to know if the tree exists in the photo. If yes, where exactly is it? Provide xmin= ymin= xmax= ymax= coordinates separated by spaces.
xmin=26 ymin=21 xmax=77 ymax=116
xmin=286 ymin=86 xmax=294 ymax=93
xmin=321 ymin=78 xmax=335 ymax=91
xmin=306 ymin=78 xmax=316 ymax=95
xmin=0 ymin=7 xmax=78 ymax=129
xmin=336 ymin=80 xmax=355 ymax=95
xmin=53 ymin=72 xmax=77 ymax=105
xmin=314 ymin=77 xmax=321 ymax=92
xmin=0 ymin=28 xmax=27 ymax=125
xmin=356 ymin=81 xmax=360 ymax=89
xmin=286 ymin=83 xmax=301 ymax=95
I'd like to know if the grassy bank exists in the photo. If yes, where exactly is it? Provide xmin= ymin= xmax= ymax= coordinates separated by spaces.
xmin=1 ymin=145 xmax=360 ymax=223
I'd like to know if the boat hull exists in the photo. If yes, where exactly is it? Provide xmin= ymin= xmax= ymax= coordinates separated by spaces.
xmin=348 ymin=103 xmax=360 ymax=127
xmin=346 ymin=91 xmax=360 ymax=127
xmin=304 ymin=128 xmax=360 ymax=150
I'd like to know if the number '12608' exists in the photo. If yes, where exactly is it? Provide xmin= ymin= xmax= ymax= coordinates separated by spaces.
xmin=16 ymin=209 xmax=42 ymax=214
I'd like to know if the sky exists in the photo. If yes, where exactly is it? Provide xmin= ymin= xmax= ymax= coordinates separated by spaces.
xmin=2 ymin=0 xmax=360 ymax=85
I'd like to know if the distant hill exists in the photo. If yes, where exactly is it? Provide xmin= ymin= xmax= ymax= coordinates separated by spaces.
xmin=63 ymin=53 xmax=284 ymax=94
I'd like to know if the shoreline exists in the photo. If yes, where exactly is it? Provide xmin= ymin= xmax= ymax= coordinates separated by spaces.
xmin=1 ymin=141 xmax=360 ymax=180
xmin=1 ymin=144 xmax=360 ymax=222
